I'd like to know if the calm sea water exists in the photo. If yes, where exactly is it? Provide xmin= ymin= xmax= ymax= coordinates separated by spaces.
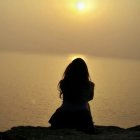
xmin=0 ymin=51 xmax=140 ymax=131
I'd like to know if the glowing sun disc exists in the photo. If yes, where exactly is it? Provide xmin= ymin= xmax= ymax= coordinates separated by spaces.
xmin=77 ymin=2 xmax=86 ymax=10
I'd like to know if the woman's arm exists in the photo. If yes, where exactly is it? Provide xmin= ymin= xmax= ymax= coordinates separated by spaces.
xmin=87 ymin=81 xmax=94 ymax=101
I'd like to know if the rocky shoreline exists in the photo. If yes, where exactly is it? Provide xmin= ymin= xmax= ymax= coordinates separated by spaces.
xmin=0 ymin=125 xmax=140 ymax=140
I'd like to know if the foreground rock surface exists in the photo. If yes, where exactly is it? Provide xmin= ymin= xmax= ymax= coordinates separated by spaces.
xmin=0 ymin=125 xmax=140 ymax=140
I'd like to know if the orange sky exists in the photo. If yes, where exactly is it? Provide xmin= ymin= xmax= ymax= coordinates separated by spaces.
xmin=0 ymin=0 xmax=140 ymax=59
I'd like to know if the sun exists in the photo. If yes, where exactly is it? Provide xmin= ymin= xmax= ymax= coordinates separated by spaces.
xmin=77 ymin=2 xmax=86 ymax=10
xmin=69 ymin=54 xmax=87 ymax=61
xmin=68 ymin=0 xmax=95 ymax=15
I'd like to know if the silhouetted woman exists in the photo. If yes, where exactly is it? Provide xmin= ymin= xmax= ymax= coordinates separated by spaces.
xmin=49 ymin=58 xmax=95 ymax=134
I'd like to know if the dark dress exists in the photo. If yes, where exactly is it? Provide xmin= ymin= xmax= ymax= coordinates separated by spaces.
xmin=49 ymin=81 xmax=95 ymax=132
xmin=49 ymin=105 xmax=94 ymax=130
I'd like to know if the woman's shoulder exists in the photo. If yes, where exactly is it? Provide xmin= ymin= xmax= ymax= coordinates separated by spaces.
xmin=88 ymin=81 xmax=95 ymax=87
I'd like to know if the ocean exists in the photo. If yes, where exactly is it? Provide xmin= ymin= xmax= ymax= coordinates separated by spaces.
xmin=0 ymin=51 xmax=140 ymax=131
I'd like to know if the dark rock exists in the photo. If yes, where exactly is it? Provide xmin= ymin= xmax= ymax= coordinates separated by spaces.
xmin=0 ymin=125 xmax=140 ymax=140
xmin=95 ymin=125 xmax=125 ymax=134
xmin=126 ymin=125 xmax=140 ymax=131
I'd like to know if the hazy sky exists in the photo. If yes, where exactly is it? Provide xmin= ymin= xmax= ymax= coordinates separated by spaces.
xmin=0 ymin=0 xmax=140 ymax=59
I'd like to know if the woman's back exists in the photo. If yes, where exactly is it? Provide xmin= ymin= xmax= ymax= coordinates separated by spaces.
xmin=60 ymin=80 xmax=94 ymax=104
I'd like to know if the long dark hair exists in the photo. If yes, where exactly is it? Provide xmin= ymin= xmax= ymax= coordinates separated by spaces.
xmin=58 ymin=58 xmax=92 ymax=99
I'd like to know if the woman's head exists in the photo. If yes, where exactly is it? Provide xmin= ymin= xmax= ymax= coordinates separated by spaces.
xmin=58 ymin=58 xmax=92 ymax=98
xmin=63 ymin=58 xmax=90 ymax=82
